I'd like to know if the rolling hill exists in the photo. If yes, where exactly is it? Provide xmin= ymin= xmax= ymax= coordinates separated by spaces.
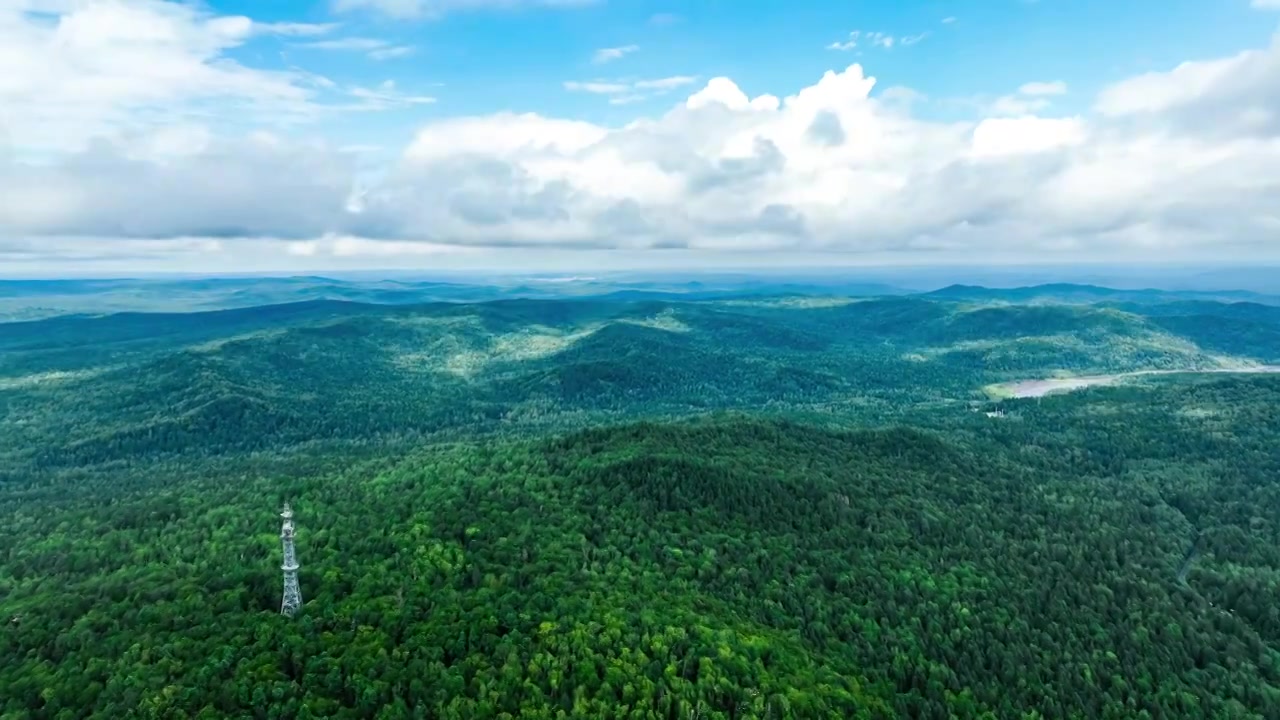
xmin=5 ymin=282 xmax=1280 ymax=717
xmin=5 ymin=289 xmax=1280 ymax=470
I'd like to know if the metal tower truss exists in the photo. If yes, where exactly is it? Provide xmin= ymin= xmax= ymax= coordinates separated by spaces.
xmin=280 ymin=503 xmax=302 ymax=616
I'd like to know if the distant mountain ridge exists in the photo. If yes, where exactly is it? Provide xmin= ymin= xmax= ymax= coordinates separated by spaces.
xmin=5 ymin=289 xmax=1280 ymax=469
xmin=921 ymin=282 xmax=1279 ymax=305
xmin=7 ymin=275 xmax=1280 ymax=323
xmin=0 ymin=275 xmax=909 ymax=321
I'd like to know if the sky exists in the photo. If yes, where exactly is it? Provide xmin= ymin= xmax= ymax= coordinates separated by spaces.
xmin=2 ymin=0 xmax=1280 ymax=275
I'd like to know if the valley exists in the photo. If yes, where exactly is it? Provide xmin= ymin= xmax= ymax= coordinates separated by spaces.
xmin=991 ymin=365 xmax=1280 ymax=398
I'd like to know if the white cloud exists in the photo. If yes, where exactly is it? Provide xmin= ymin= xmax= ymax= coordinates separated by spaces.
xmin=286 ymin=234 xmax=478 ymax=257
xmin=1019 ymin=81 xmax=1067 ymax=96
xmin=346 ymin=80 xmax=437 ymax=109
xmin=6 ymin=17 xmax=1280 ymax=267
xmin=990 ymin=80 xmax=1069 ymax=115
xmin=827 ymin=31 xmax=904 ymax=52
xmin=564 ymin=75 xmax=697 ymax=104
xmin=0 ymin=0 xmax=328 ymax=153
xmin=635 ymin=76 xmax=698 ymax=90
xmin=593 ymin=45 xmax=638 ymax=64
xmin=942 ymin=16 xmax=957 ymax=24
xmin=1252 ymin=0 xmax=1280 ymax=9
xmin=685 ymin=77 xmax=780 ymax=111
xmin=332 ymin=0 xmax=597 ymax=20
xmin=563 ymin=81 xmax=632 ymax=94
xmin=0 ymin=236 xmax=226 ymax=265
xmin=301 ymin=37 xmax=390 ymax=50
xmin=369 ymin=45 xmax=416 ymax=60
xmin=879 ymin=86 xmax=926 ymax=106
xmin=0 ymin=1 xmax=440 ymax=156
xmin=337 ymin=58 xmax=1277 ymax=259
xmin=297 ymin=37 xmax=416 ymax=60
xmin=403 ymin=113 xmax=606 ymax=160
xmin=990 ymin=95 xmax=1049 ymax=115
xmin=1094 ymin=38 xmax=1280 ymax=138
xmin=256 ymin=22 xmax=340 ymax=36
xmin=969 ymin=116 xmax=1085 ymax=157
xmin=0 ymin=131 xmax=353 ymax=239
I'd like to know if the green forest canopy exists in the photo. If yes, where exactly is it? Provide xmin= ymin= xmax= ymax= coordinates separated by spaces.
xmin=3 ymin=288 xmax=1280 ymax=718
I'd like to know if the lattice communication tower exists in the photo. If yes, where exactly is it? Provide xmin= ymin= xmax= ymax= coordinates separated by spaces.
xmin=280 ymin=503 xmax=302 ymax=616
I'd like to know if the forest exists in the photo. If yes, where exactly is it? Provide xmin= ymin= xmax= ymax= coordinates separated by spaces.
xmin=3 ymin=284 xmax=1280 ymax=718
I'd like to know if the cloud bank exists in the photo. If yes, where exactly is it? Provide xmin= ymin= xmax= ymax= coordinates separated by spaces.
xmin=3 ymin=1 xmax=1280 ymax=267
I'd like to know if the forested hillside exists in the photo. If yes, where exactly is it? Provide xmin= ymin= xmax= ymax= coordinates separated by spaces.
xmin=5 ymin=292 xmax=1280 ymax=469
xmin=3 ymin=287 xmax=1280 ymax=718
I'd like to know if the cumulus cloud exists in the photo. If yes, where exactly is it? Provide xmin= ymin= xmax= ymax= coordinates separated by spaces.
xmin=5 ymin=19 xmax=1280 ymax=265
xmin=1094 ymin=36 xmax=1280 ymax=138
xmin=0 ymin=0 xmax=330 ymax=152
xmin=990 ymin=80 xmax=1069 ymax=115
xmin=0 ymin=131 xmax=354 ymax=239
xmin=286 ymin=235 xmax=481 ymax=257
xmin=342 ymin=54 xmax=1278 ymax=258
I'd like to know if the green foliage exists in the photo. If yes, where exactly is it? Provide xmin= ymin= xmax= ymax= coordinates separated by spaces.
xmin=3 ymin=288 xmax=1280 ymax=718
xmin=6 ymin=293 xmax=1279 ymax=472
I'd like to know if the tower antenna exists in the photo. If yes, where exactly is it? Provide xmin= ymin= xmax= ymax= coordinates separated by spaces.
xmin=280 ymin=503 xmax=302 ymax=616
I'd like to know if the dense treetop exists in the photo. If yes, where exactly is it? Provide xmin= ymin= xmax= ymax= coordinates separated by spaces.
xmin=3 ymin=287 xmax=1280 ymax=718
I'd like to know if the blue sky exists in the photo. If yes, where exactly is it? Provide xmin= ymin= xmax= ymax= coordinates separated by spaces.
xmin=214 ymin=0 xmax=1278 ymax=123
xmin=1 ymin=0 xmax=1279 ymax=273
